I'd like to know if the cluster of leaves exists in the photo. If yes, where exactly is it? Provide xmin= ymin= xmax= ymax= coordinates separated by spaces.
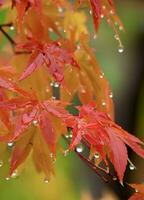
xmin=0 ymin=0 xmax=143 ymax=196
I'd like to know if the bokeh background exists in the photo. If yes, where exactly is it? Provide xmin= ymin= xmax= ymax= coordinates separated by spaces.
xmin=0 ymin=0 xmax=144 ymax=199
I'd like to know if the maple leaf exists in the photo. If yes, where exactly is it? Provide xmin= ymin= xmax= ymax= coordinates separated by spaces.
xmin=129 ymin=184 xmax=144 ymax=200
xmin=17 ymin=40 xmax=79 ymax=84
xmin=12 ymin=0 xmax=42 ymax=30
xmin=66 ymin=103 xmax=144 ymax=183
xmin=83 ymin=0 xmax=124 ymax=35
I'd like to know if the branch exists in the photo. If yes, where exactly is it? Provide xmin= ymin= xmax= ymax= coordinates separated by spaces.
xmin=51 ymin=82 xmax=116 ymax=183
xmin=0 ymin=23 xmax=31 ymax=54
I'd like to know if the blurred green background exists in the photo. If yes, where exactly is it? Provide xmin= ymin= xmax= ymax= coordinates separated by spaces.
xmin=0 ymin=1 xmax=144 ymax=200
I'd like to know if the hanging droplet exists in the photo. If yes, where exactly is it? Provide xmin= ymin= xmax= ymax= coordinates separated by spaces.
xmin=5 ymin=177 xmax=10 ymax=181
xmin=33 ymin=120 xmax=38 ymax=126
xmin=118 ymin=45 xmax=124 ymax=53
xmin=113 ymin=176 xmax=117 ymax=181
xmin=44 ymin=177 xmax=49 ymax=184
xmin=100 ymin=14 xmax=104 ymax=19
xmin=89 ymin=10 xmax=92 ymax=15
xmin=129 ymin=164 xmax=136 ymax=170
xmin=102 ymin=5 xmax=106 ymax=10
xmin=102 ymin=101 xmax=106 ymax=106
xmin=94 ymin=153 xmax=100 ymax=159
xmin=63 ymin=29 xmax=66 ymax=33
xmin=119 ymin=26 xmax=123 ymax=31
xmin=50 ymin=82 xmax=54 ymax=87
xmin=65 ymin=134 xmax=69 ymax=139
xmin=58 ymin=7 xmax=63 ymax=13
xmin=99 ymin=72 xmax=104 ymax=79
xmin=53 ymin=82 xmax=59 ymax=88
xmin=10 ymin=26 xmax=14 ymax=30
xmin=135 ymin=189 xmax=139 ymax=193
xmin=48 ymin=28 xmax=53 ymax=32
xmin=0 ymin=160 xmax=3 ymax=167
xmin=76 ymin=144 xmax=83 ymax=153
xmin=69 ymin=134 xmax=72 ymax=139
xmin=76 ymin=45 xmax=81 ymax=50
xmin=109 ymin=92 xmax=113 ymax=98
xmin=8 ymin=142 xmax=14 ymax=147
xmin=110 ymin=10 xmax=114 ymax=15
xmin=11 ymin=170 xmax=18 ymax=178
xmin=51 ymin=96 xmax=56 ymax=100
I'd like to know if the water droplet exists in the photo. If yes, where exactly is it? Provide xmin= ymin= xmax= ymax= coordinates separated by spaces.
xmin=109 ymin=92 xmax=113 ymax=98
xmin=11 ymin=170 xmax=18 ymax=178
xmin=99 ymin=72 xmax=104 ymax=79
xmin=129 ymin=164 xmax=136 ymax=170
xmin=65 ymin=134 xmax=69 ymax=139
xmin=63 ymin=29 xmax=66 ymax=33
xmin=8 ymin=142 xmax=14 ymax=147
xmin=10 ymin=26 xmax=14 ymax=30
xmin=76 ymin=144 xmax=83 ymax=153
xmin=5 ymin=177 xmax=10 ymax=181
xmin=89 ymin=10 xmax=92 ymax=15
xmin=44 ymin=177 xmax=49 ymax=183
xmin=113 ymin=176 xmax=117 ymax=181
xmin=55 ymin=21 xmax=59 ymax=26
xmin=69 ymin=134 xmax=72 ymax=139
xmin=48 ymin=28 xmax=53 ymax=32
xmin=118 ymin=46 xmax=124 ymax=53
xmin=50 ymin=82 xmax=54 ymax=86
xmin=102 ymin=5 xmax=106 ymax=10
xmin=119 ymin=26 xmax=123 ymax=31
xmin=135 ymin=189 xmax=139 ymax=193
xmin=33 ymin=120 xmax=38 ymax=126
xmin=100 ymin=14 xmax=104 ymax=19
xmin=51 ymin=96 xmax=56 ymax=100
xmin=53 ymin=82 xmax=59 ymax=88
xmin=76 ymin=45 xmax=81 ymax=50
xmin=102 ymin=101 xmax=106 ymax=106
xmin=94 ymin=153 xmax=100 ymax=159
xmin=0 ymin=160 xmax=3 ymax=167
xmin=58 ymin=7 xmax=63 ymax=13
xmin=110 ymin=10 xmax=114 ymax=15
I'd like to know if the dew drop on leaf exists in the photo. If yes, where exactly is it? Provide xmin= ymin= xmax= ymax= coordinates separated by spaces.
xmin=113 ymin=176 xmax=117 ymax=181
xmin=118 ymin=46 xmax=124 ymax=53
xmin=129 ymin=164 xmax=136 ymax=170
xmin=8 ymin=142 xmax=14 ymax=147
xmin=11 ymin=170 xmax=18 ymax=179
xmin=109 ymin=92 xmax=113 ymax=98
xmin=33 ymin=120 xmax=38 ymax=126
xmin=76 ymin=144 xmax=83 ymax=153
xmin=94 ymin=153 xmax=100 ymax=159
xmin=53 ymin=82 xmax=59 ymax=88
xmin=5 ymin=177 xmax=10 ymax=181
xmin=10 ymin=26 xmax=14 ymax=30
xmin=44 ymin=177 xmax=49 ymax=184
xmin=89 ymin=10 xmax=92 ymax=15
xmin=100 ymin=14 xmax=104 ymax=19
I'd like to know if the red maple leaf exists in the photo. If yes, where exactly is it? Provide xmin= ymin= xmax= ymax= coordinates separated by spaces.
xmin=0 ymin=85 xmax=72 ymax=173
xmin=12 ymin=0 xmax=42 ymax=29
xmin=87 ymin=0 xmax=123 ymax=35
xmin=66 ymin=103 xmax=144 ymax=183
xmin=17 ymin=40 xmax=79 ymax=84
